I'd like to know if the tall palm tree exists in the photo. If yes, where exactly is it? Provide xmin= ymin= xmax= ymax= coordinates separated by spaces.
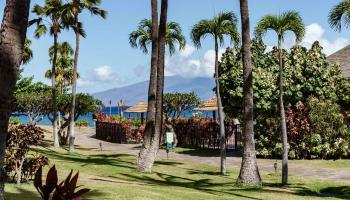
xmin=129 ymin=19 xmax=186 ymax=55
xmin=255 ymin=11 xmax=305 ymax=185
xmin=0 ymin=0 xmax=31 ymax=198
xmin=45 ymin=42 xmax=75 ymax=94
xmin=22 ymin=39 xmax=33 ymax=65
xmin=154 ymin=0 xmax=169 ymax=170
xmin=329 ymin=0 xmax=350 ymax=32
xmin=29 ymin=0 xmax=66 ymax=147
xmin=62 ymin=0 xmax=106 ymax=152
xmin=136 ymin=0 xmax=159 ymax=172
xmin=237 ymin=0 xmax=262 ymax=186
xmin=191 ymin=12 xmax=240 ymax=175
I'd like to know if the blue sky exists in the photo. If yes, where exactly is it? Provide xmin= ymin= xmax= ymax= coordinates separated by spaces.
xmin=0 ymin=0 xmax=349 ymax=93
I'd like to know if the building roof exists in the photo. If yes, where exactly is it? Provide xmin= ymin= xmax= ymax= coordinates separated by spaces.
xmin=327 ymin=45 xmax=350 ymax=78
xmin=193 ymin=97 xmax=218 ymax=111
xmin=124 ymin=101 xmax=147 ymax=113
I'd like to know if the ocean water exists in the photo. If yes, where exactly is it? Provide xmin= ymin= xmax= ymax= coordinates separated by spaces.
xmin=14 ymin=106 xmax=216 ymax=127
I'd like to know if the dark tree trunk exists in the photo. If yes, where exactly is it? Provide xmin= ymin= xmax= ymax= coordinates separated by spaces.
xmin=237 ymin=0 xmax=262 ymax=186
xmin=0 ymin=0 xmax=30 ymax=198
xmin=52 ymin=33 xmax=59 ymax=147
xmin=69 ymin=15 xmax=80 ymax=152
xmin=278 ymin=37 xmax=288 ymax=185
xmin=137 ymin=0 xmax=159 ymax=172
xmin=155 ymin=0 xmax=168 ymax=149
xmin=214 ymin=38 xmax=226 ymax=175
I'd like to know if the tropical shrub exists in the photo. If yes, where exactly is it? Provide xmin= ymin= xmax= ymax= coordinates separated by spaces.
xmin=34 ymin=165 xmax=90 ymax=200
xmin=9 ymin=117 xmax=21 ymax=125
xmin=5 ymin=125 xmax=48 ymax=184
xmin=75 ymin=119 xmax=89 ymax=128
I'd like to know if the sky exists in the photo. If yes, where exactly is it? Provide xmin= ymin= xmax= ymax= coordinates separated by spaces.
xmin=0 ymin=0 xmax=349 ymax=93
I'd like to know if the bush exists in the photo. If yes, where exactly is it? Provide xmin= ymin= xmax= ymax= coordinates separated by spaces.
xmin=9 ymin=117 xmax=21 ymax=125
xmin=6 ymin=125 xmax=48 ymax=184
xmin=75 ymin=119 xmax=89 ymax=127
xmin=131 ymin=118 xmax=142 ymax=127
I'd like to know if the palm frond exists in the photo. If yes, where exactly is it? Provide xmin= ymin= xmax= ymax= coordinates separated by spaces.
xmin=191 ymin=19 xmax=213 ymax=48
xmin=329 ymin=0 xmax=350 ymax=31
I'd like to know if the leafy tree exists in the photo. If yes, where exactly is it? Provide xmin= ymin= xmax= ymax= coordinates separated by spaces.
xmin=0 ymin=1 xmax=31 ymax=197
xmin=163 ymin=92 xmax=201 ymax=119
xmin=191 ymin=11 xmax=240 ymax=175
xmin=63 ymin=0 xmax=106 ymax=152
xmin=30 ymin=0 xmax=68 ymax=147
xmin=129 ymin=19 xmax=186 ymax=55
xmin=329 ymin=0 xmax=350 ymax=32
xmin=255 ymin=11 xmax=305 ymax=185
xmin=49 ymin=93 xmax=102 ymax=145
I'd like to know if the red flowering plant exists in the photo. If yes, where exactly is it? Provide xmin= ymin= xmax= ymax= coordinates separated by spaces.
xmin=286 ymin=102 xmax=312 ymax=159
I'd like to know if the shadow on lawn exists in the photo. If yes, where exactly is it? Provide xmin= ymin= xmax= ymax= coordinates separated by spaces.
xmin=176 ymin=147 xmax=241 ymax=157
xmin=6 ymin=185 xmax=39 ymax=200
xmin=32 ymin=148 xmax=136 ymax=169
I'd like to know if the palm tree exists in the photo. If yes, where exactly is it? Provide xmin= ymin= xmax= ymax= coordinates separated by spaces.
xmin=154 ymin=0 xmax=169 ymax=171
xmin=237 ymin=0 xmax=262 ymax=186
xmin=129 ymin=19 xmax=186 ymax=55
xmin=191 ymin=12 xmax=240 ymax=175
xmin=329 ymin=0 xmax=350 ymax=32
xmin=29 ymin=0 xmax=67 ymax=147
xmin=22 ymin=39 xmax=33 ymax=65
xmin=136 ymin=0 xmax=159 ymax=172
xmin=45 ymin=42 xmax=75 ymax=94
xmin=62 ymin=0 xmax=106 ymax=152
xmin=255 ymin=11 xmax=305 ymax=185
xmin=0 ymin=0 xmax=31 ymax=198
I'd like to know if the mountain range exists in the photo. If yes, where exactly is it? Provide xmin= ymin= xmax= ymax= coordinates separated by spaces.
xmin=93 ymin=76 xmax=216 ymax=105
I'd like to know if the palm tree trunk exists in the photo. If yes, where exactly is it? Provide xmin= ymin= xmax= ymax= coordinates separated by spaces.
xmin=237 ymin=0 xmax=262 ymax=186
xmin=0 ymin=0 xmax=30 ymax=198
xmin=214 ymin=38 xmax=226 ymax=175
xmin=69 ymin=15 xmax=80 ymax=152
xmin=52 ymin=33 xmax=60 ymax=147
xmin=155 ymin=0 xmax=168 ymax=150
xmin=278 ymin=37 xmax=288 ymax=185
xmin=137 ymin=0 xmax=159 ymax=172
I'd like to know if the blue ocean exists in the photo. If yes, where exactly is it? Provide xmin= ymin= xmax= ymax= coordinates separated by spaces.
xmin=15 ymin=107 xmax=216 ymax=127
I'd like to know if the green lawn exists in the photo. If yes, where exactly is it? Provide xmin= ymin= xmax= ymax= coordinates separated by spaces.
xmin=5 ymin=147 xmax=350 ymax=200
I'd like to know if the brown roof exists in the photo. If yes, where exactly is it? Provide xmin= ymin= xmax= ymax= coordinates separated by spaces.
xmin=124 ymin=101 xmax=147 ymax=113
xmin=193 ymin=97 xmax=218 ymax=111
xmin=327 ymin=45 xmax=350 ymax=78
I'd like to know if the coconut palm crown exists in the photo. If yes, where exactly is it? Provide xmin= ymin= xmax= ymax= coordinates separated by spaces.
xmin=129 ymin=19 xmax=186 ymax=55
xmin=254 ymin=11 xmax=305 ymax=43
xmin=191 ymin=11 xmax=240 ymax=48
xmin=329 ymin=0 xmax=350 ymax=32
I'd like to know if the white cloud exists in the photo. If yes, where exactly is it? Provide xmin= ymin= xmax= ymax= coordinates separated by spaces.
xmin=93 ymin=65 xmax=118 ymax=81
xmin=301 ymin=23 xmax=350 ymax=55
xmin=165 ymin=45 xmax=226 ymax=78
xmin=78 ymin=65 xmax=119 ymax=89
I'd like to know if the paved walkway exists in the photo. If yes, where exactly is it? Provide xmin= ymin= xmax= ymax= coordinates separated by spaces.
xmin=74 ymin=128 xmax=350 ymax=183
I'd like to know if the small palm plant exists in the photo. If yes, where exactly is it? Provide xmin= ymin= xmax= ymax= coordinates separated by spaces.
xmin=29 ymin=0 xmax=68 ymax=148
xmin=255 ymin=11 xmax=305 ymax=185
xmin=129 ymin=19 xmax=186 ymax=55
xmin=191 ymin=11 xmax=240 ymax=175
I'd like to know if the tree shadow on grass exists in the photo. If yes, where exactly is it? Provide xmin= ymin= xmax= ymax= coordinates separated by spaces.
xmin=32 ymin=148 xmax=136 ymax=169
xmin=5 ymin=185 xmax=39 ymax=200
xmin=118 ymin=172 xmax=262 ymax=200
xmin=176 ymin=147 xmax=241 ymax=157
xmin=263 ymin=182 xmax=350 ymax=199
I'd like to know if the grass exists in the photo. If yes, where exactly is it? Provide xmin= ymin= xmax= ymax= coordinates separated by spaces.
xmin=5 ymin=146 xmax=350 ymax=200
